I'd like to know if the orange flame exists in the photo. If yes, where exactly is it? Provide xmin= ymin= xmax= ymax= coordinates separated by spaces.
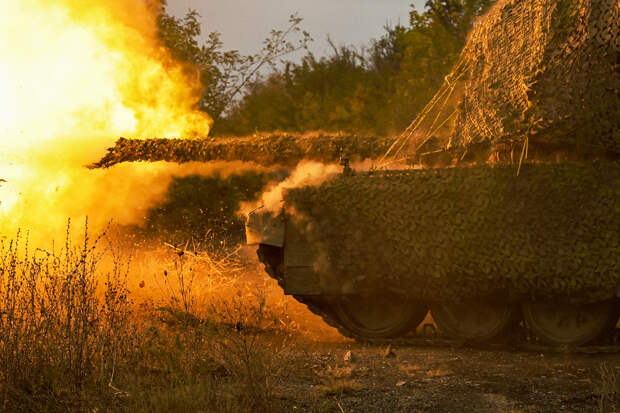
xmin=0 ymin=0 xmax=212 ymax=241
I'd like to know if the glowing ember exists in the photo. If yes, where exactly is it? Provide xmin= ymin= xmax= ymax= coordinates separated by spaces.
xmin=0 ymin=0 xmax=212 ymax=240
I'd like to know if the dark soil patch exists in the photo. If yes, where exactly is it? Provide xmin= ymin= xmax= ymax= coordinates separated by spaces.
xmin=272 ymin=340 xmax=619 ymax=413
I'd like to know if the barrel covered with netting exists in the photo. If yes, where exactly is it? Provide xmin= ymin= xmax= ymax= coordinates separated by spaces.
xmin=89 ymin=134 xmax=395 ymax=169
xmin=283 ymin=162 xmax=620 ymax=303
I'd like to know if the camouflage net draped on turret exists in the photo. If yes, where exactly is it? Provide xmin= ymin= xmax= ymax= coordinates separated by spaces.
xmin=384 ymin=0 xmax=620 ymax=164
xmin=89 ymin=134 xmax=396 ymax=168
xmin=284 ymin=162 xmax=620 ymax=302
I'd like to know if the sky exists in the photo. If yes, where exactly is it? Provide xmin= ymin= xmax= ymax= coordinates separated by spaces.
xmin=167 ymin=0 xmax=426 ymax=58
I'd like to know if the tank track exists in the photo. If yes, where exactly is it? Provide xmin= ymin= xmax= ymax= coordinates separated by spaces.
xmin=256 ymin=246 xmax=620 ymax=354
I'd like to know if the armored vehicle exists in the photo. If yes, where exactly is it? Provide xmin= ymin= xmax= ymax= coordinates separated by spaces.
xmin=89 ymin=0 xmax=619 ymax=346
xmin=246 ymin=0 xmax=620 ymax=346
xmin=246 ymin=162 xmax=620 ymax=345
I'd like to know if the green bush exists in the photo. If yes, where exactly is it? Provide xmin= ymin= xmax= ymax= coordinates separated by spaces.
xmin=141 ymin=172 xmax=270 ymax=247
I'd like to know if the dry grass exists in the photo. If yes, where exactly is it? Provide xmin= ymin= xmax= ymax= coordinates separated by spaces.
xmin=0 ymin=220 xmax=133 ymax=411
xmin=597 ymin=362 xmax=619 ymax=413
xmin=318 ymin=379 xmax=364 ymax=397
xmin=0 ymin=222 xmax=298 ymax=413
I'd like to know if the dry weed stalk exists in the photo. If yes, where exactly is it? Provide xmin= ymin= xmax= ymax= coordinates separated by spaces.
xmin=0 ymin=223 xmax=297 ymax=412
xmin=146 ymin=240 xmax=296 ymax=412
xmin=204 ymin=290 xmax=294 ymax=411
xmin=598 ymin=362 xmax=619 ymax=413
xmin=159 ymin=237 xmax=243 ymax=315
xmin=0 ymin=220 xmax=133 ymax=409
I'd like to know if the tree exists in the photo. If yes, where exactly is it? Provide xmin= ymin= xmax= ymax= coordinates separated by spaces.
xmin=157 ymin=2 xmax=311 ymax=127
xmin=217 ymin=1 xmax=496 ymax=136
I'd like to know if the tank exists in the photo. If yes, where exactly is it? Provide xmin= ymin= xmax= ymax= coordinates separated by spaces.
xmin=87 ymin=0 xmax=619 ymax=346
xmin=246 ymin=0 xmax=620 ymax=346
xmin=247 ymin=161 xmax=620 ymax=345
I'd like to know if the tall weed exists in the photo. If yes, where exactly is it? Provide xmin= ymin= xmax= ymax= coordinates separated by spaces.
xmin=0 ymin=220 xmax=132 ymax=410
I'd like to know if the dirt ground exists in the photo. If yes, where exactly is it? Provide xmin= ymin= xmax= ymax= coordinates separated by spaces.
xmin=235 ymin=248 xmax=620 ymax=413
xmin=271 ymin=338 xmax=619 ymax=413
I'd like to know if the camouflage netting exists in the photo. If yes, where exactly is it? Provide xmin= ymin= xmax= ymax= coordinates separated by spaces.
xmin=89 ymin=134 xmax=395 ymax=168
xmin=387 ymin=0 xmax=620 ymax=164
xmin=92 ymin=1 xmax=619 ymax=169
xmin=284 ymin=162 xmax=620 ymax=302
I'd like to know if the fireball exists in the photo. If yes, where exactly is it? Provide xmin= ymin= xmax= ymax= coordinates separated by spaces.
xmin=0 ymin=0 xmax=212 ymax=241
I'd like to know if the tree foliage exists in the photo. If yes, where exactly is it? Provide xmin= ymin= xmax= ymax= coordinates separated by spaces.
xmin=142 ymin=172 xmax=270 ymax=247
xmin=157 ymin=1 xmax=311 ymax=126
xmin=218 ymin=0 xmax=495 ymax=136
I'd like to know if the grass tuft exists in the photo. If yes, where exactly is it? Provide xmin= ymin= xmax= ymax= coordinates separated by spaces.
xmin=0 ymin=222 xmax=296 ymax=412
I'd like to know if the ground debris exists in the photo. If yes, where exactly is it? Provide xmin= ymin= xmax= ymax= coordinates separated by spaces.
xmin=383 ymin=344 xmax=396 ymax=358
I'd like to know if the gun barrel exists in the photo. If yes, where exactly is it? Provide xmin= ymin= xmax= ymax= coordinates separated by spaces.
xmin=88 ymin=134 xmax=397 ymax=169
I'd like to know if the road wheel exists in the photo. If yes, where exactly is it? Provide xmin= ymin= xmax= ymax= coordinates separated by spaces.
xmin=431 ymin=301 xmax=519 ymax=342
xmin=333 ymin=293 xmax=427 ymax=339
xmin=522 ymin=300 xmax=616 ymax=346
